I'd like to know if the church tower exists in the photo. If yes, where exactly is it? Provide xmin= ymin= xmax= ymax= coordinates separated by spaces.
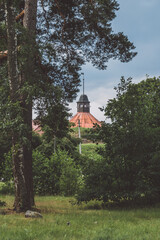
xmin=77 ymin=94 xmax=90 ymax=113
xmin=70 ymin=75 xmax=101 ymax=128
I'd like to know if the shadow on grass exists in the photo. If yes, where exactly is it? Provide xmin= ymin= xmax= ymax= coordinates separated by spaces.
xmin=74 ymin=197 xmax=160 ymax=211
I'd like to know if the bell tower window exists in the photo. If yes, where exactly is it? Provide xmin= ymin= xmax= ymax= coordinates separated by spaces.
xmin=77 ymin=94 xmax=90 ymax=113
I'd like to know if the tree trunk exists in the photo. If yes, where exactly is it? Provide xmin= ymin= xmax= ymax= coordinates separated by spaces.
xmin=16 ymin=0 xmax=37 ymax=210
xmin=18 ymin=0 xmax=38 ymax=209
xmin=6 ymin=1 xmax=29 ymax=212
xmin=6 ymin=0 xmax=37 ymax=212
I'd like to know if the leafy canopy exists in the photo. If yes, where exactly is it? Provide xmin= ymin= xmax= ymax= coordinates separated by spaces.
xmin=0 ymin=0 xmax=137 ymax=152
xmin=77 ymin=76 xmax=160 ymax=203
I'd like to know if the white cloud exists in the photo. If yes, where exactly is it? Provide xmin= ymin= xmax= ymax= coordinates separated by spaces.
xmin=69 ymin=74 xmax=157 ymax=122
xmin=69 ymin=85 xmax=118 ymax=121
xmin=69 ymin=86 xmax=116 ymax=121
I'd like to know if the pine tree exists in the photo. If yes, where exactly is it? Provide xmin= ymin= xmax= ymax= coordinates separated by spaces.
xmin=0 ymin=0 xmax=137 ymax=211
xmin=3 ymin=0 xmax=37 ymax=211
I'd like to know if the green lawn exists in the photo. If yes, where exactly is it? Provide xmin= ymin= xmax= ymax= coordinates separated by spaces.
xmin=81 ymin=143 xmax=104 ymax=158
xmin=0 ymin=195 xmax=160 ymax=240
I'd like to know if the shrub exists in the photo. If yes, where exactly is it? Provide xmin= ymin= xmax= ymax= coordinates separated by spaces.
xmin=0 ymin=181 xmax=14 ymax=195
xmin=59 ymin=157 xmax=81 ymax=196
xmin=33 ymin=149 xmax=82 ymax=196
xmin=2 ymin=151 xmax=13 ymax=182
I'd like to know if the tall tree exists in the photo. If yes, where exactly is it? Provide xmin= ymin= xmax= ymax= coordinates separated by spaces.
xmin=5 ymin=0 xmax=29 ymax=212
xmin=3 ymin=0 xmax=37 ymax=211
xmin=15 ymin=0 xmax=37 ymax=210
xmin=19 ymin=0 xmax=37 ymax=210
xmin=1 ymin=0 xmax=137 ymax=211
xmin=77 ymin=77 xmax=160 ymax=204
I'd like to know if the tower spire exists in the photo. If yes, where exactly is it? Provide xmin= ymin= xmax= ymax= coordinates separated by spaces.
xmin=70 ymin=73 xmax=101 ymax=128
xmin=77 ymin=73 xmax=90 ymax=112
xmin=82 ymin=73 xmax=84 ymax=96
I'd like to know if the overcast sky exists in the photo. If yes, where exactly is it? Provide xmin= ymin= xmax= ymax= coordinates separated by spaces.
xmin=69 ymin=0 xmax=160 ymax=121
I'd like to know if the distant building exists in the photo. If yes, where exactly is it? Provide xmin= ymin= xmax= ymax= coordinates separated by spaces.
xmin=32 ymin=121 xmax=43 ymax=135
xmin=70 ymin=94 xmax=101 ymax=128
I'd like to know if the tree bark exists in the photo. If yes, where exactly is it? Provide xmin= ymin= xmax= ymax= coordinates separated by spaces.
xmin=5 ymin=1 xmax=29 ymax=212
xmin=21 ymin=0 xmax=38 ymax=208
xmin=6 ymin=0 xmax=37 ymax=212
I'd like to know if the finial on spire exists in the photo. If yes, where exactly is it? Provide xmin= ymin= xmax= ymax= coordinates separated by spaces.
xmin=81 ymin=73 xmax=84 ymax=96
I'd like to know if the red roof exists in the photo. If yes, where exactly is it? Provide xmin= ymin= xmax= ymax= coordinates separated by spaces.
xmin=70 ymin=112 xmax=101 ymax=128
xmin=32 ymin=121 xmax=43 ymax=135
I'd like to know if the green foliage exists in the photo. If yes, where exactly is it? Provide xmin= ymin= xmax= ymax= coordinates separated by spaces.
xmin=1 ymin=143 xmax=83 ymax=196
xmin=71 ymin=127 xmax=90 ymax=138
xmin=81 ymin=143 xmax=104 ymax=158
xmin=36 ymin=130 xmax=80 ymax=158
xmin=0 ymin=200 xmax=6 ymax=206
xmin=32 ymin=131 xmax=42 ymax=150
xmin=57 ymin=135 xmax=81 ymax=159
xmin=32 ymin=149 xmax=82 ymax=196
xmin=77 ymin=156 xmax=109 ymax=203
xmin=0 ymin=131 xmax=83 ymax=196
xmin=0 ymin=131 xmax=41 ymax=182
xmin=59 ymin=157 xmax=82 ymax=196
xmin=77 ymin=77 xmax=160 ymax=204
xmin=0 ymin=0 xmax=137 ymax=207
xmin=0 ymin=65 xmax=12 ymax=160
xmin=0 ymin=133 xmax=12 ymax=177
xmin=0 ymin=181 xmax=14 ymax=195
xmin=0 ymin=151 xmax=14 ymax=195
xmin=35 ymin=87 xmax=71 ymax=143
xmin=2 ymin=151 xmax=13 ymax=182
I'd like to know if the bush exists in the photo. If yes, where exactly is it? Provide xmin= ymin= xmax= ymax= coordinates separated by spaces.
xmin=0 ymin=181 xmax=14 ymax=195
xmin=59 ymin=157 xmax=82 ymax=196
xmin=33 ymin=149 xmax=82 ymax=196
xmin=1 ymin=151 xmax=13 ymax=182
xmin=76 ymin=156 xmax=110 ymax=203
xmin=0 ymin=147 xmax=84 ymax=196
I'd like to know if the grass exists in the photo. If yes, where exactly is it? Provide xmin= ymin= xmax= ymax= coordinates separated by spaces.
xmin=0 ymin=195 xmax=160 ymax=240
xmin=81 ymin=143 xmax=104 ymax=158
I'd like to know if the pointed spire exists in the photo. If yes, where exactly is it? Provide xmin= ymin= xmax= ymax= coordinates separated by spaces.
xmin=70 ymin=73 xmax=101 ymax=128
xmin=82 ymin=73 xmax=84 ymax=96
xmin=77 ymin=73 xmax=90 ymax=113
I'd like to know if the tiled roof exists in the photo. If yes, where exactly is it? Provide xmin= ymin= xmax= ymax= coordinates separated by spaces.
xmin=70 ymin=112 xmax=101 ymax=128
xmin=0 ymin=50 xmax=8 ymax=60
xmin=32 ymin=121 xmax=43 ymax=135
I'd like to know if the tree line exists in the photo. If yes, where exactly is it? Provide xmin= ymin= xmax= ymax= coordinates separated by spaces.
xmin=77 ymin=76 xmax=160 ymax=204
xmin=1 ymin=76 xmax=160 ymax=206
